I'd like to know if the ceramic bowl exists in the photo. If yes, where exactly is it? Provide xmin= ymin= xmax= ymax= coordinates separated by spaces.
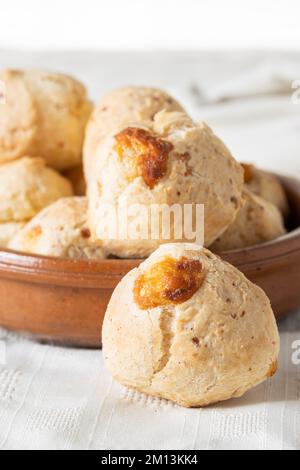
xmin=0 ymin=174 xmax=299 ymax=347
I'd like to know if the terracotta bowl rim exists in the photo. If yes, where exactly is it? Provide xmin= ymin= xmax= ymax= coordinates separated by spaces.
xmin=0 ymin=218 xmax=299 ymax=287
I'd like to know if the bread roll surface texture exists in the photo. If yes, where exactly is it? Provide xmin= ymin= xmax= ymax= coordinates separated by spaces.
xmin=83 ymin=86 xmax=185 ymax=178
xmin=0 ymin=69 xmax=92 ymax=170
xmin=0 ymin=222 xmax=25 ymax=248
xmin=9 ymin=197 xmax=106 ymax=260
xmin=211 ymin=189 xmax=286 ymax=252
xmin=0 ymin=156 xmax=73 ymax=223
xmin=242 ymin=163 xmax=289 ymax=218
xmin=103 ymin=243 xmax=279 ymax=407
xmin=87 ymin=110 xmax=244 ymax=258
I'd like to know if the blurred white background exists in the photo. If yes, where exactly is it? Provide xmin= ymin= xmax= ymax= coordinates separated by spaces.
xmin=0 ymin=0 xmax=299 ymax=51
xmin=0 ymin=0 xmax=299 ymax=175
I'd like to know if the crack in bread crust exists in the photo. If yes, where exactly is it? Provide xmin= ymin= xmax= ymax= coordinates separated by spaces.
xmin=153 ymin=307 xmax=176 ymax=376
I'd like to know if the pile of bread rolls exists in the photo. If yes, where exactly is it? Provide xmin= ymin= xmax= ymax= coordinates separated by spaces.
xmin=0 ymin=70 xmax=288 ymax=256
xmin=0 ymin=69 xmax=283 ymax=407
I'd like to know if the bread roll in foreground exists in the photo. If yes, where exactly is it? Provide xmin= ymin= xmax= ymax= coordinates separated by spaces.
xmin=9 ymin=197 xmax=106 ymax=260
xmin=0 ymin=69 xmax=92 ymax=170
xmin=242 ymin=163 xmax=289 ymax=218
xmin=84 ymin=86 xmax=185 ymax=178
xmin=88 ymin=111 xmax=244 ymax=258
xmin=103 ymin=243 xmax=279 ymax=408
xmin=211 ymin=190 xmax=286 ymax=252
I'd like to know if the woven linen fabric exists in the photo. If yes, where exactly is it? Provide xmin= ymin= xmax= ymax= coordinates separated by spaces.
xmin=0 ymin=50 xmax=299 ymax=450
xmin=0 ymin=321 xmax=299 ymax=450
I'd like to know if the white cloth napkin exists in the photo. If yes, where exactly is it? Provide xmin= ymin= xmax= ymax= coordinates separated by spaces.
xmin=0 ymin=322 xmax=299 ymax=450
xmin=0 ymin=50 xmax=299 ymax=450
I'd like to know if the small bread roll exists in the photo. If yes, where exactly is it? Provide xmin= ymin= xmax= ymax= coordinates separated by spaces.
xmin=211 ymin=190 xmax=286 ymax=252
xmin=64 ymin=165 xmax=86 ymax=196
xmin=87 ymin=110 xmax=244 ymax=258
xmin=9 ymin=197 xmax=106 ymax=260
xmin=0 ymin=157 xmax=73 ymax=223
xmin=0 ymin=222 xmax=25 ymax=248
xmin=103 ymin=243 xmax=280 ymax=408
xmin=84 ymin=86 xmax=185 ymax=178
xmin=242 ymin=163 xmax=289 ymax=218
xmin=0 ymin=69 xmax=92 ymax=170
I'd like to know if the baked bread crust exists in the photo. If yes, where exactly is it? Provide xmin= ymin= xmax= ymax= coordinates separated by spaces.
xmin=103 ymin=243 xmax=280 ymax=408
xmin=9 ymin=197 xmax=106 ymax=260
xmin=242 ymin=164 xmax=289 ymax=217
xmin=83 ymin=86 xmax=185 ymax=178
xmin=0 ymin=222 xmax=25 ymax=248
xmin=211 ymin=189 xmax=286 ymax=252
xmin=0 ymin=157 xmax=73 ymax=223
xmin=87 ymin=111 xmax=244 ymax=257
xmin=0 ymin=69 xmax=92 ymax=170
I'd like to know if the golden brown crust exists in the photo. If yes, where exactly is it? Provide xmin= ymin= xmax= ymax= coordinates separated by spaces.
xmin=115 ymin=127 xmax=173 ymax=189
xmin=267 ymin=360 xmax=278 ymax=378
xmin=88 ymin=110 xmax=244 ymax=258
xmin=134 ymin=256 xmax=205 ymax=309
xmin=241 ymin=163 xmax=255 ymax=183
xmin=83 ymin=86 xmax=185 ymax=179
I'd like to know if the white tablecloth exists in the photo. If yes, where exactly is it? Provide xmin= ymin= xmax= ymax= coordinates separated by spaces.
xmin=0 ymin=51 xmax=299 ymax=450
